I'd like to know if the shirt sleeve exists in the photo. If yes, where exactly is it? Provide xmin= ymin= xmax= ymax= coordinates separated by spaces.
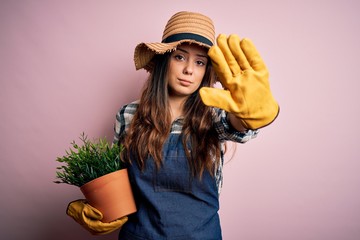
xmin=213 ymin=108 xmax=258 ymax=143
xmin=112 ymin=101 xmax=139 ymax=145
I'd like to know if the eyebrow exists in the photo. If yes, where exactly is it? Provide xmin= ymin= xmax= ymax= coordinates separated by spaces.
xmin=176 ymin=47 xmax=208 ymax=59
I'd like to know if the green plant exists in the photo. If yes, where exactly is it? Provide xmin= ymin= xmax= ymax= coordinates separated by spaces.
xmin=54 ymin=132 xmax=124 ymax=187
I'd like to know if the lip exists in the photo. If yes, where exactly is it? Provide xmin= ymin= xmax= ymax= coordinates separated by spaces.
xmin=178 ymin=79 xmax=192 ymax=86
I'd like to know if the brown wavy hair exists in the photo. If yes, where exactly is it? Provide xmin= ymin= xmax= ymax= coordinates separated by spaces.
xmin=122 ymin=51 xmax=221 ymax=178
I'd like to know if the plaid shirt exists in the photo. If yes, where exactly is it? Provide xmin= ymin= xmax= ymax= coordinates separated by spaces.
xmin=113 ymin=100 xmax=258 ymax=193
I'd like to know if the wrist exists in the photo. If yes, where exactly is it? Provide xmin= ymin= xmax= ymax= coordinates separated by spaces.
xmin=227 ymin=113 xmax=248 ymax=132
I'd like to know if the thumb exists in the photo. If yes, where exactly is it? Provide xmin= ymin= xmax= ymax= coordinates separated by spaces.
xmin=199 ymin=87 xmax=235 ymax=112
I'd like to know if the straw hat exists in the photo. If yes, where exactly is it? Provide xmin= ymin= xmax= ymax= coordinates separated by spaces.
xmin=134 ymin=11 xmax=215 ymax=71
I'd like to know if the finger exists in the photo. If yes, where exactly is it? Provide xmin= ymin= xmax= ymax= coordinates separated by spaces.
xmin=199 ymin=87 xmax=238 ymax=112
xmin=208 ymin=45 xmax=233 ymax=84
xmin=228 ymin=34 xmax=251 ymax=70
xmin=240 ymin=38 xmax=267 ymax=72
xmin=216 ymin=34 xmax=241 ymax=76
xmin=84 ymin=205 xmax=103 ymax=220
xmin=84 ymin=216 xmax=128 ymax=235
xmin=111 ymin=216 xmax=128 ymax=226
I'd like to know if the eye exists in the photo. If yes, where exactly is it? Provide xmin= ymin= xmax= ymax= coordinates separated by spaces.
xmin=196 ymin=60 xmax=206 ymax=66
xmin=174 ymin=54 xmax=185 ymax=61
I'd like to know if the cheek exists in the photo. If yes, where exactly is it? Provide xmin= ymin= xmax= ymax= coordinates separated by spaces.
xmin=167 ymin=61 xmax=182 ymax=77
xmin=195 ymin=69 xmax=206 ymax=85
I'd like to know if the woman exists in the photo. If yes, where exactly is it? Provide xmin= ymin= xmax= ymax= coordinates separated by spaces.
xmin=67 ymin=11 xmax=279 ymax=240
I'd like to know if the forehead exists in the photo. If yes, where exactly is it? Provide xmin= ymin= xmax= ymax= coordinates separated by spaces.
xmin=175 ymin=43 xmax=208 ymax=56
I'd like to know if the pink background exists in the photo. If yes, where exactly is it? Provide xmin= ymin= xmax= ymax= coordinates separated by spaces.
xmin=1 ymin=1 xmax=359 ymax=239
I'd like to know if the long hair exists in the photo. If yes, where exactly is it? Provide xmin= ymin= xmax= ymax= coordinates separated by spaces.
xmin=122 ymin=51 xmax=221 ymax=178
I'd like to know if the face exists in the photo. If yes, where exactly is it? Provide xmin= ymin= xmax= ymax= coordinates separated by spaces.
xmin=166 ymin=44 xmax=208 ymax=100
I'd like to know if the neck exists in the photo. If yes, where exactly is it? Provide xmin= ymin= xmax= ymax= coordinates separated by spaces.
xmin=168 ymin=95 xmax=187 ymax=122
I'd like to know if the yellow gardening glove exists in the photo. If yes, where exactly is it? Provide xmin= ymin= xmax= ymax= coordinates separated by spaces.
xmin=66 ymin=199 xmax=128 ymax=235
xmin=200 ymin=34 xmax=279 ymax=129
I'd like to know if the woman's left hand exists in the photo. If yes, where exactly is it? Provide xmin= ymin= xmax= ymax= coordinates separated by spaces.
xmin=200 ymin=34 xmax=279 ymax=130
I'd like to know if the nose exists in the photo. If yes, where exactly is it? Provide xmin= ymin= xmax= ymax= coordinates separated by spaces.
xmin=183 ymin=61 xmax=194 ymax=75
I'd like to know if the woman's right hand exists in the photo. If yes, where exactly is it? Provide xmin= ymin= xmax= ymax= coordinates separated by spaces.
xmin=66 ymin=199 xmax=128 ymax=235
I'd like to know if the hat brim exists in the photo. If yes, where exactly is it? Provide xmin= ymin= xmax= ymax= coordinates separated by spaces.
xmin=134 ymin=40 xmax=212 ymax=72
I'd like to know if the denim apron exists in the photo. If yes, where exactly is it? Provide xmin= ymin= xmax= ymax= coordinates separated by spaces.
xmin=118 ymin=133 xmax=222 ymax=240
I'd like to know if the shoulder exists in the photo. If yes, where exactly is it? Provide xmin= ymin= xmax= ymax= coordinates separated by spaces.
xmin=116 ymin=100 xmax=139 ymax=121
xmin=118 ymin=100 xmax=139 ymax=116
xmin=115 ymin=100 xmax=139 ymax=134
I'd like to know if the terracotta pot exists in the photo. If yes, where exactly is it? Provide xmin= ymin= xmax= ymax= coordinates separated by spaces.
xmin=80 ymin=169 xmax=137 ymax=223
